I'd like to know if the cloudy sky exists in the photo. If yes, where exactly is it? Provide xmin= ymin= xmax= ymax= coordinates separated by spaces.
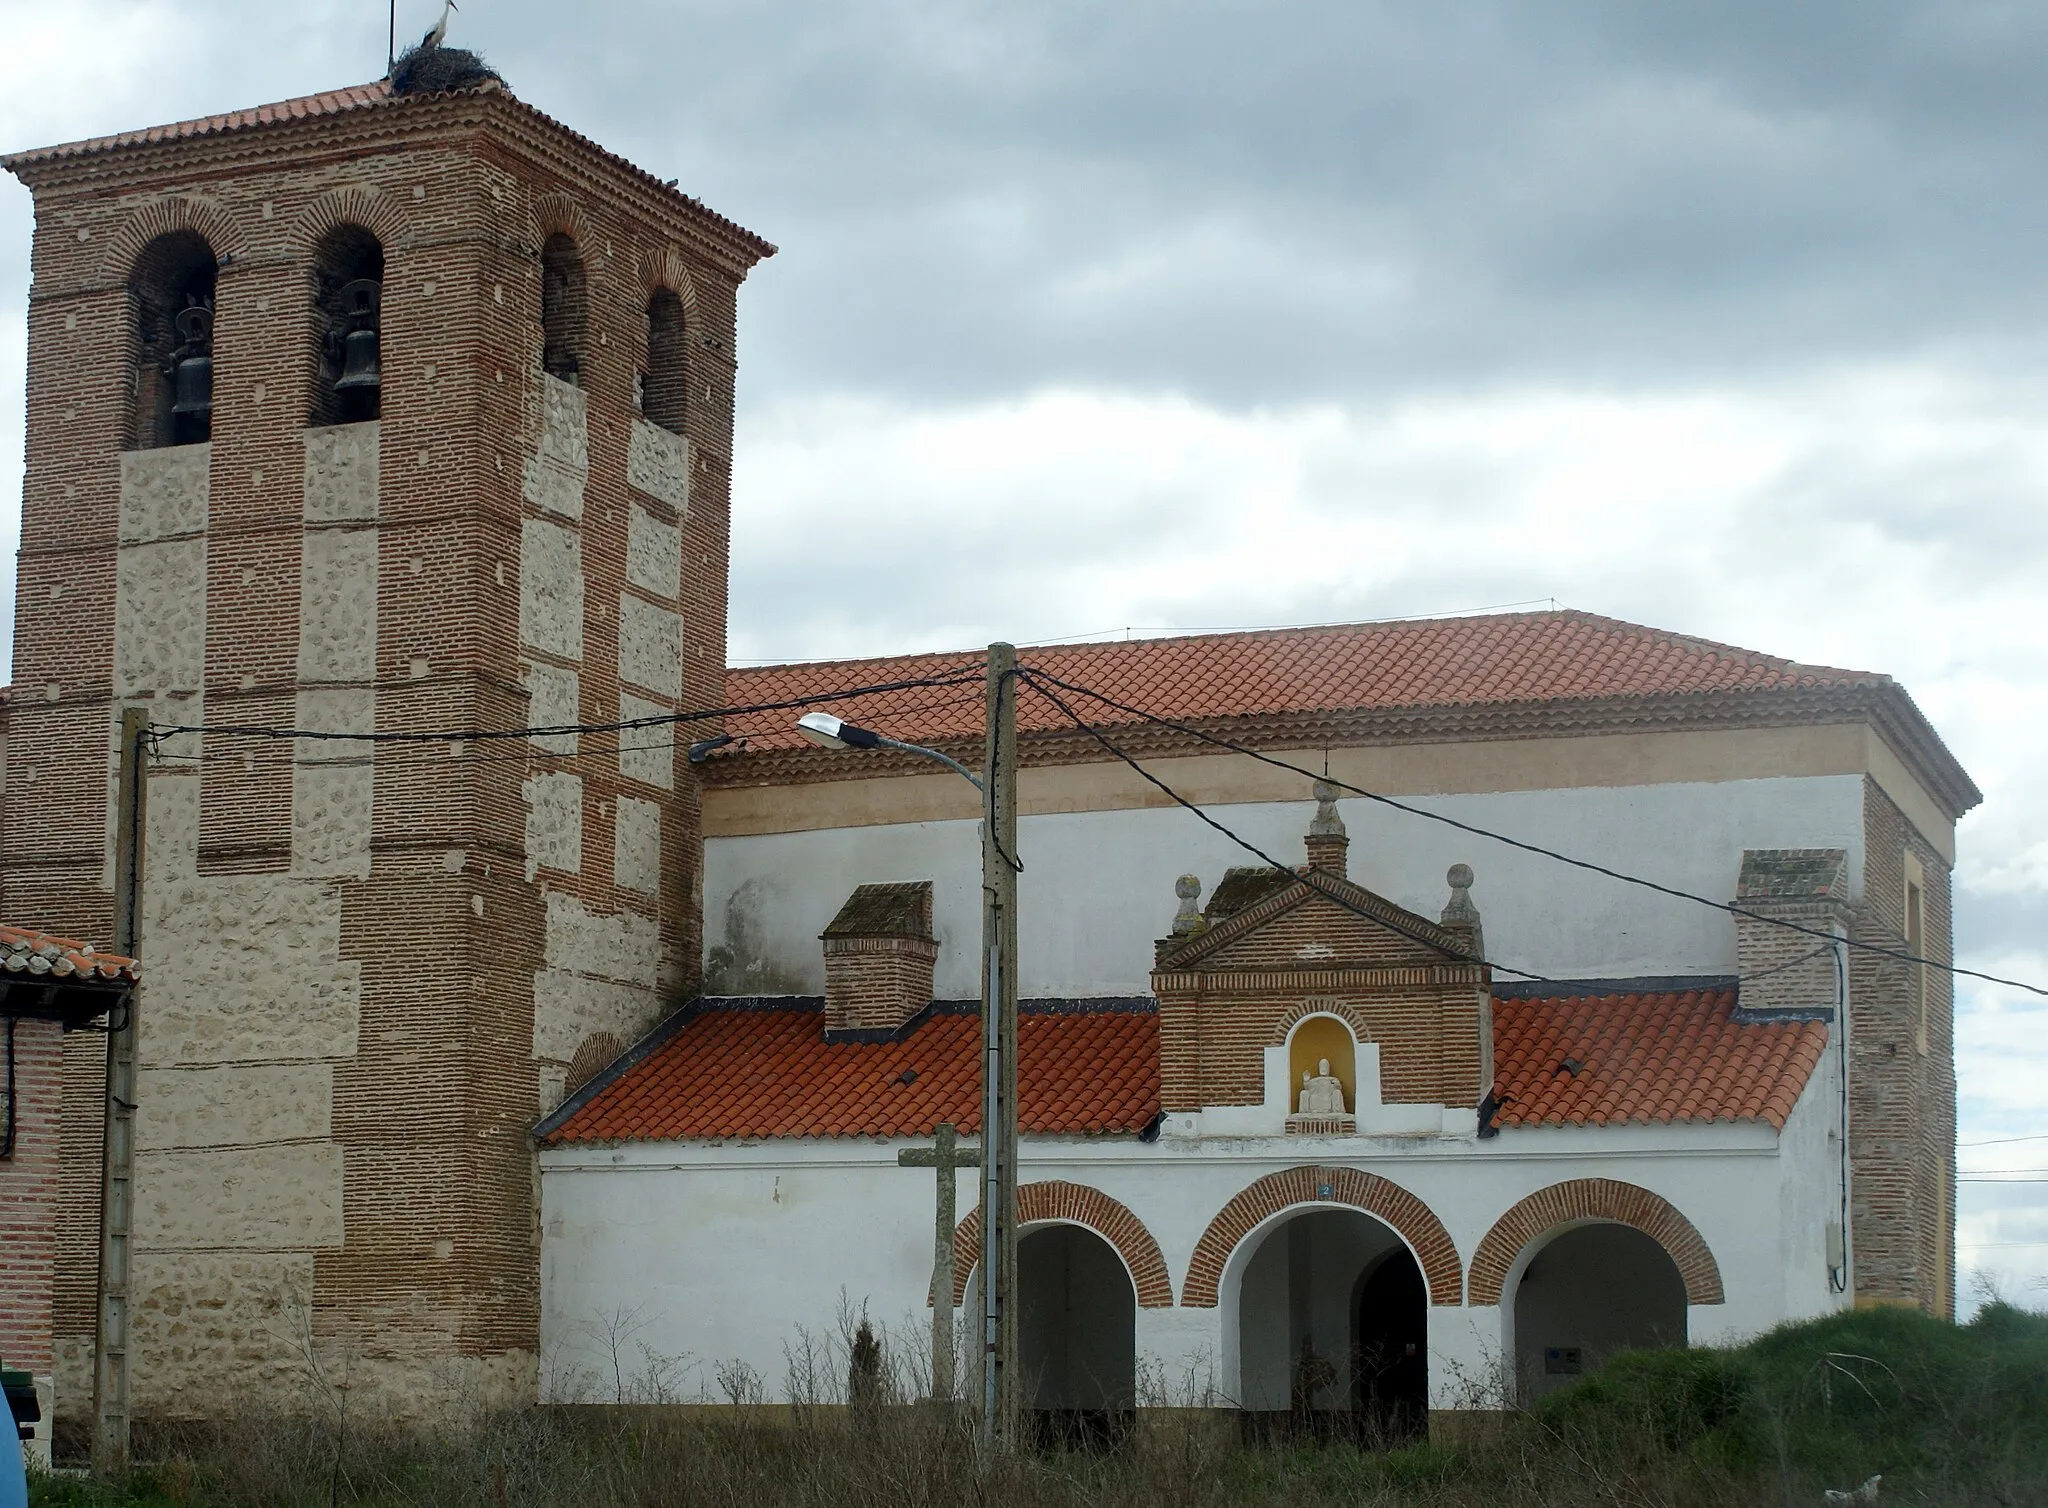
xmin=1 ymin=1 xmax=2043 ymax=1303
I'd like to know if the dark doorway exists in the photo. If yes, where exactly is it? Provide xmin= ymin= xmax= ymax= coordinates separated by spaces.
xmin=1353 ymin=1249 xmax=1428 ymax=1441
xmin=1018 ymin=1223 xmax=1136 ymax=1451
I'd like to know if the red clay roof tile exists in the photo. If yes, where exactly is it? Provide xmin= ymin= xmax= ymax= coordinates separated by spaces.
xmin=0 ymin=924 xmax=138 ymax=982
xmin=542 ymin=1003 xmax=1158 ymax=1145
xmin=546 ymin=985 xmax=1826 ymax=1146
xmin=720 ymin=610 xmax=1917 ymax=758
xmin=1489 ymin=986 xmax=1826 ymax=1132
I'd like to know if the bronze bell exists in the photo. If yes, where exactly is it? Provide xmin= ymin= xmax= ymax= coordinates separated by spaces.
xmin=168 ymin=305 xmax=213 ymax=419
xmin=333 ymin=278 xmax=382 ymax=393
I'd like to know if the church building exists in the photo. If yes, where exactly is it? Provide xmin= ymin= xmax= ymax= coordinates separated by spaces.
xmin=0 ymin=56 xmax=1974 ymax=1442
xmin=536 ymin=617 xmax=1974 ymax=1424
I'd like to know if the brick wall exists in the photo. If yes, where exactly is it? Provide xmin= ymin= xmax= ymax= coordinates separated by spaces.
xmin=822 ymin=935 xmax=939 ymax=1033
xmin=1849 ymin=778 xmax=1957 ymax=1316
xmin=3 ymin=86 xmax=768 ymax=1419
xmin=0 ymin=1016 xmax=64 ymax=1375
xmin=1155 ymin=892 xmax=1486 ymax=1112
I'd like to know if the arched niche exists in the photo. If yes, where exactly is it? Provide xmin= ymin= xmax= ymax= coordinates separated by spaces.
xmin=641 ymin=287 xmax=688 ymax=434
xmin=128 ymin=230 xmax=218 ymax=449
xmin=1287 ymin=1013 xmax=1358 ymax=1115
xmin=540 ymin=232 xmax=587 ymax=385
xmin=310 ymin=223 xmax=385 ymax=426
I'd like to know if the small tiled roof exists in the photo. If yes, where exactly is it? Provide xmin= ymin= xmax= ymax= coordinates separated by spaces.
xmin=0 ymin=925 xmax=138 ymax=983
xmin=540 ymin=1000 xmax=1157 ymax=1144
xmin=1202 ymin=868 xmax=1295 ymax=924
xmin=1488 ymin=985 xmax=1826 ymax=1131
xmin=3 ymin=79 xmax=775 ymax=260
xmin=823 ymin=881 xmax=933 ymax=939
xmin=714 ymin=611 xmax=1979 ymax=816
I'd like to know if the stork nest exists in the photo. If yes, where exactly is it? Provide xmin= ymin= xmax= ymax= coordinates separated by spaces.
xmin=390 ymin=44 xmax=503 ymax=98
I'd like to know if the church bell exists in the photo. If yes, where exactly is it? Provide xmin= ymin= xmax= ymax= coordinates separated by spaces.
xmin=333 ymin=278 xmax=382 ymax=393
xmin=167 ymin=305 xmax=214 ymax=420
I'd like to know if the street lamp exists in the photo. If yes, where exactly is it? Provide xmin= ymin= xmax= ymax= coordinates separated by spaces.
xmin=794 ymin=648 xmax=1019 ymax=1450
xmin=795 ymin=711 xmax=982 ymax=788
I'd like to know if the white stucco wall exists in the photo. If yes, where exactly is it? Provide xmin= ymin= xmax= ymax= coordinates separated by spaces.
xmin=539 ymin=1088 xmax=1849 ymax=1411
xmin=703 ymin=776 xmax=1869 ymax=999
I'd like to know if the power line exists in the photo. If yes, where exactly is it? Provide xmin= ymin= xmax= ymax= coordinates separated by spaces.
xmin=1961 ymin=1132 xmax=2048 ymax=1148
xmin=1018 ymin=664 xmax=2048 ymax=1002
xmin=1021 ymin=674 xmax=1591 ymax=988
xmin=145 ymin=687 xmax=993 ymax=777
xmin=148 ymin=670 xmax=986 ymax=748
xmin=1020 ymin=676 xmax=1868 ymax=1014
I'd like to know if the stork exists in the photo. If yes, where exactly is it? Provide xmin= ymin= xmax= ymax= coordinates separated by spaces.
xmin=420 ymin=0 xmax=457 ymax=50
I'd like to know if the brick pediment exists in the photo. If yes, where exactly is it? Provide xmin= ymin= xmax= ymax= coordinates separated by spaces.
xmin=1158 ymin=869 xmax=1471 ymax=975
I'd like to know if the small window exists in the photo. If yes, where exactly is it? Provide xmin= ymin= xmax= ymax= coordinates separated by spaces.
xmin=1905 ymin=855 xmax=1927 ymax=1054
xmin=310 ymin=224 xmax=385 ymax=426
xmin=641 ymin=288 xmax=688 ymax=435
xmin=129 ymin=231 xmax=218 ymax=449
xmin=539 ymin=233 xmax=586 ymax=384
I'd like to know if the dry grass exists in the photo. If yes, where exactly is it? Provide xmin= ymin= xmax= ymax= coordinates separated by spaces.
xmin=29 ymin=1303 xmax=2048 ymax=1508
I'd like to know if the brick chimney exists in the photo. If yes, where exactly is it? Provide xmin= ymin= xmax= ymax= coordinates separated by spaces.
xmin=1733 ymin=850 xmax=1849 ymax=1013
xmin=821 ymin=881 xmax=938 ymax=1035
xmin=1304 ymin=779 xmax=1349 ymax=875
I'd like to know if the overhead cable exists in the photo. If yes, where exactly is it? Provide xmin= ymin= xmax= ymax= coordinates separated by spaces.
xmin=1018 ymin=665 xmax=2048 ymax=1001
xmin=149 ymin=669 xmax=986 ymax=747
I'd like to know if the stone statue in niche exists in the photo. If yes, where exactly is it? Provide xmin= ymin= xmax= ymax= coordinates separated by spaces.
xmin=1298 ymin=1059 xmax=1347 ymax=1115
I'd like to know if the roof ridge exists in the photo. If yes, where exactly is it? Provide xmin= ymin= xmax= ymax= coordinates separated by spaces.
xmin=725 ymin=608 xmax=1866 ymax=682
xmin=3 ymin=77 xmax=776 ymax=259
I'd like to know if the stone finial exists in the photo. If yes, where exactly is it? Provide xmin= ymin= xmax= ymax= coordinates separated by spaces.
xmin=1304 ymin=780 xmax=1350 ymax=875
xmin=1171 ymin=874 xmax=1207 ymax=936
xmin=1309 ymin=779 xmax=1346 ymax=837
xmin=1441 ymin=863 xmax=1484 ymax=961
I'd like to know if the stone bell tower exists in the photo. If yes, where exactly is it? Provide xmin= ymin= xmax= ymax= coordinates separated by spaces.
xmin=1 ymin=61 xmax=772 ymax=1421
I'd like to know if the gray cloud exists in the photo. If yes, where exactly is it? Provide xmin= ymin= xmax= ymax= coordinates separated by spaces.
xmin=462 ymin=0 xmax=2048 ymax=406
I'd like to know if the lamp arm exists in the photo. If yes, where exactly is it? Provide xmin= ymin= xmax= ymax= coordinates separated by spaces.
xmin=874 ymin=735 xmax=984 ymax=790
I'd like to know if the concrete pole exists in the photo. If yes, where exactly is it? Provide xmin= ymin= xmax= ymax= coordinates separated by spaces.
xmin=978 ymin=643 xmax=1019 ymax=1449
xmin=93 ymin=709 xmax=149 ymax=1478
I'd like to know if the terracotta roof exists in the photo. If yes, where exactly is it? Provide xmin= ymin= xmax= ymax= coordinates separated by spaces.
xmin=2 ymin=79 xmax=775 ymax=261
xmin=1488 ymin=985 xmax=1826 ymax=1131
xmin=543 ymin=982 xmax=1826 ymax=1147
xmin=540 ymin=1000 xmax=1157 ymax=1145
xmin=713 ymin=611 xmax=1979 ymax=815
xmin=3 ymin=82 xmax=397 ymax=166
xmin=0 ymin=925 xmax=138 ymax=983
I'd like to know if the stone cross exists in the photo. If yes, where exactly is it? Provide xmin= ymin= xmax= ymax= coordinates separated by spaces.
xmin=897 ymin=1121 xmax=981 ymax=1402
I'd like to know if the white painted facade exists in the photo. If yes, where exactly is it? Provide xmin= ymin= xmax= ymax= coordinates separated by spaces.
xmin=539 ymin=1092 xmax=1844 ymax=1409
xmin=539 ymin=764 xmax=1869 ymax=1415
xmin=702 ymin=776 xmax=1869 ymax=999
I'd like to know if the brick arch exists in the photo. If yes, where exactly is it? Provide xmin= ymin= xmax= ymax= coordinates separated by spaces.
xmin=1467 ymin=1178 xmax=1725 ymax=1307
xmin=290 ymin=185 xmax=412 ymax=251
xmin=103 ymin=194 xmax=246 ymax=283
xmin=939 ymin=1181 xmax=1173 ymax=1308
xmin=528 ymin=190 xmax=590 ymax=249
xmin=635 ymin=243 xmax=701 ymax=312
xmin=1270 ymin=1000 xmax=1371 ymax=1045
xmin=1182 ymin=1165 xmax=1462 ymax=1307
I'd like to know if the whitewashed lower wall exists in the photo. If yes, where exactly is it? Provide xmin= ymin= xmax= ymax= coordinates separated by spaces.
xmin=704 ymin=776 xmax=1869 ymax=999
xmin=538 ymin=1093 xmax=1847 ymax=1410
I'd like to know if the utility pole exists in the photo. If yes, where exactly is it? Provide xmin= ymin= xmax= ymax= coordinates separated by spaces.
xmin=93 ymin=709 xmax=149 ymax=1478
xmin=977 ymin=642 xmax=1019 ymax=1449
